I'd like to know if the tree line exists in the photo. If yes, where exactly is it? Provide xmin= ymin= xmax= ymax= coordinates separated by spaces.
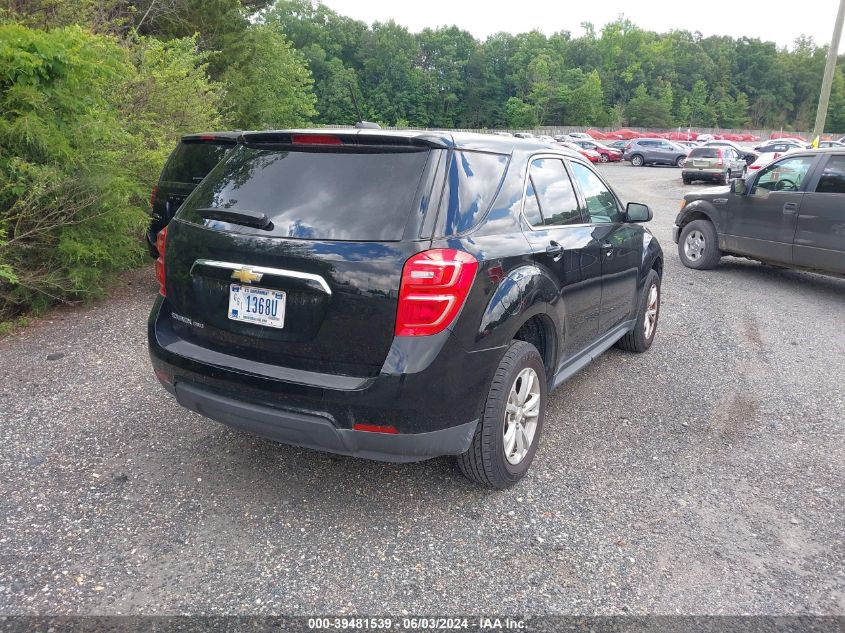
xmin=1 ymin=0 xmax=843 ymax=320
xmin=264 ymin=0 xmax=845 ymax=132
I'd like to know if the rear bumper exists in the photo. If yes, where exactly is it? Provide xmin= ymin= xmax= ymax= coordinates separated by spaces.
xmin=172 ymin=381 xmax=476 ymax=462
xmin=148 ymin=296 xmax=500 ymax=462
xmin=682 ymin=168 xmax=724 ymax=179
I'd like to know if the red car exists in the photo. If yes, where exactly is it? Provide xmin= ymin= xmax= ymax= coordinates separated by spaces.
xmin=561 ymin=141 xmax=602 ymax=163
xmin=572 ymin=140 xmax=623 ymax=163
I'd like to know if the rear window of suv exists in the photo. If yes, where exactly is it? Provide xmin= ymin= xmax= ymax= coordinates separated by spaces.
xmin=177 ymin=146 xmax=431 ymax=241
xmin=160 ymin=141 xmax=235 ymax=184
xmin=689 ymin=148 xmax=721 ymax=159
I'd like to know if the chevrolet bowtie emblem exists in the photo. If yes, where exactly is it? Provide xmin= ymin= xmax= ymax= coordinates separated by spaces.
xmin=231 ymin=267 xmax=263 ymax=284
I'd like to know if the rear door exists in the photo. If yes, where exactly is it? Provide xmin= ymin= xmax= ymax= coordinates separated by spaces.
xmin=569 ymin=161 xmax=641 ymax=334
xmin=793 ymin=153 xmax=845 ymax=273
xmin=164 ymin=134 xmax=443 ymax=378
xmin=519 ymin=156 xmax=603 ymax=358
xmin=723 ymin=154 xmax=818 ymax=264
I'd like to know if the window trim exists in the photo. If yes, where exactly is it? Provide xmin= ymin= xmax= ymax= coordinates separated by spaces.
xmin=518 ymin=154 xmax=589 ymax=231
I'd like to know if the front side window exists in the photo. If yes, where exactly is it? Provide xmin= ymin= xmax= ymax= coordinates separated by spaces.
xmin=570 ymin=162 xmax=622 ymax=224
xmin=523 ymin=158 xmax=582 ymax=227
xmin=751 ymin=156 xmax=815 ymax=196
xmin=815 ymin=155 xmax=845 ymax=194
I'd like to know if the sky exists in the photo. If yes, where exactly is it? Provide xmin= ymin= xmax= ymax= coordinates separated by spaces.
xmin=320 ymin=0 xmax=845 ymax=53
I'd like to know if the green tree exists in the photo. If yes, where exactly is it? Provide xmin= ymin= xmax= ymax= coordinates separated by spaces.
xmin=826 ymin=67 xmax=845 ymax=133
xmin=504 ymin=96 xmax=537 ymax=128
xmin=625 ymin=84 xmax=673 ymax=127
xmin=221 ymin=24 xmax=316 ymax=129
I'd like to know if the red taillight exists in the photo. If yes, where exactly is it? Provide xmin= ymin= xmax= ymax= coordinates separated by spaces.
xmin=291 ymin=134 xmax=344 ymax=146
xmin=150 ymin=185 xmax=158 ymax=208
xmin=716 ymin=148 xmax=724 ymax=166
xmin=155 ymin=226 xmax=168 ymax=296
xmin=395 ymin=249 xmax=478 ymax=337
xmin=749 ymin=165 xmax=761 ymax=170
xmin=353 ymin=423 xmax=399 ymax=434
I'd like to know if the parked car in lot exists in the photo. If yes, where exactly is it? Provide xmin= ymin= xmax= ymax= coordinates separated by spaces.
xmin=147 ymin=132 xmax=239 ymax=258
xmin=623 ymin=139 xmax=689 ymax=167
xmin=702 ymin=140 xmax=758 ymax=165
xmin=149 ymin=130 xmax=664 ymax=488
xmin=605 ymin=140 xmax=630 ymax=151
xmin=746 ymin=142 xmax=800 ymax=174
xmin=674 ymin=148 xmax=845 ymax=276
xmin=514 ymin=132 xmax=535 ymax=139
xmin=682 ymin=146 xmax=747 ymax=184
xmin=817 ymin=140 xmax=845 ymax=149
xmin=754 ymin=138 xmax=804 ymax=152
xmin=565 ymin=132 xmax=593 ymax=140
xmin=560 ymin=141 xmax=602 ymax=163
xmin=571 ymin=140 xmax=623 ymax=162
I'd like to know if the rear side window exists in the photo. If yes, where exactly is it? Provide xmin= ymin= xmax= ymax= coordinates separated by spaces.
xmin=160 ymin=141 xmax=233 ymax=184
xmin=689 ymin=148 xmax=721 ymax=159
xmin=178 ymin=146 xmax=431 ymax=241
xmin=441 ymin=151 xmax=509 ymax=235
xmin=523 ymin=158 xmax=582 ymax=227
xmin=815 ymin=155 xmax=845 ymax=193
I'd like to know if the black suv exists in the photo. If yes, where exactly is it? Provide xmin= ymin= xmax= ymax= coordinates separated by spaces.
xmin=147 ymin=132 xmax=239 ymax=258
xmin=674 ymin=148 xmax=845 ymax=276
xmin=148 ymin=130 xmax=664 ymax=488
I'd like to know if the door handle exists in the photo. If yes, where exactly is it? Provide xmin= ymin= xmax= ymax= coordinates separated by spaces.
xmin=545 ymin=241 xmax=564 ymax=261
xmin=783 ymin=202 xmax=799 ymax=214
xmin=602 ymin=241 xmax=614 ymax=257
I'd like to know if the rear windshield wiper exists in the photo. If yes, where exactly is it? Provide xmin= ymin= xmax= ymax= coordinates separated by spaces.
xmin=198 ymin=208 xmax=272 ymax=230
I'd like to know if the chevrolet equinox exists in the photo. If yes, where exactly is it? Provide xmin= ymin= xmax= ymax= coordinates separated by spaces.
xmin=148 ymin=130 xmax=664 ymax=488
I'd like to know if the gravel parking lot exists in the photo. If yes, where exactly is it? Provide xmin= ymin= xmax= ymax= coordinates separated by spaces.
xmin=1 ymin=164 xmax=843 ymax=616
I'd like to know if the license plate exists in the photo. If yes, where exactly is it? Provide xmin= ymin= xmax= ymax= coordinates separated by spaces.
xmin=228 ymin=284 xmax=286 ymax=329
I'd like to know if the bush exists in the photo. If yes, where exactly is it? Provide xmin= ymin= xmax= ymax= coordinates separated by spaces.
xmin=0 ymin=24 xmax=221 ymax=319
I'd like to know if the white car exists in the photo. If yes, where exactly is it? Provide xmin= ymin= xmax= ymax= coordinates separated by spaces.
xmin=566 ymin=132 xmax=593 ymax=140
xmin=745 ymin=143 xmax=802 ymax=174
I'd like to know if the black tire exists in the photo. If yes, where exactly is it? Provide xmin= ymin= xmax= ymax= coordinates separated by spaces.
xmin=678 ymin=219 xmax=721 ymax=270
xmin=616 ymin=269 xmax=661 ymax=353
xmin=457 ymin=340 xmax=547 ymax=489
xmin=599 ymin=153 xmax=609 ymax=163
xmin=675 ymin=155 xmax=686 ymax=167
xmin=682 ymin=176 xmax=691 ymax=185
xmin=631 ymin=154 xmax=644 ymax=167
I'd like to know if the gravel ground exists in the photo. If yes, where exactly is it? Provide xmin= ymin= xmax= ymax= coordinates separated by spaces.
xmin=0 ymin=165 xmax=843 ymax=616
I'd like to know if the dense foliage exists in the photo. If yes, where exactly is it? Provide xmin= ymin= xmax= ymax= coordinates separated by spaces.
xmin=0 ymin=1 xmax=314 ymax=318
xmin=1 ymin=0 xmax=843 ymax=319
xmin=267 ymin=1 xmax=845 ymax=132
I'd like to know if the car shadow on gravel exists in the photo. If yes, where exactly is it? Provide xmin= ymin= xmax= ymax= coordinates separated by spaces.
xmin=187 ymin=422 xmax=502 ymax=505
xmin=712 ymin=257 xmax=845 ymax=300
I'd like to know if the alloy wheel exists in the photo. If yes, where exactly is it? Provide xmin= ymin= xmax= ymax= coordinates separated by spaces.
xmin=503 ymin=367 xmax=541 ymax=465
xmin=644 ymin=283 xmax=659 ymax=339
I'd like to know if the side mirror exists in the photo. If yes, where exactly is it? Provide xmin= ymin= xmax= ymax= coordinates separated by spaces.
xmin=730 ymin=178 xmax=747 ymax=195
xmin=626 ymin=202 xmax=652 ymax=223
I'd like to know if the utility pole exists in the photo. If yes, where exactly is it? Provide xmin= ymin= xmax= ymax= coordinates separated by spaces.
xmin=813 ymin=0 xmax=845 ymax=139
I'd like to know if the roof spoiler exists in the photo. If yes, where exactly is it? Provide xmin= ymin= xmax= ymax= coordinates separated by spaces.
xmin=240 ymin=131 xmax=449 ymax=149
